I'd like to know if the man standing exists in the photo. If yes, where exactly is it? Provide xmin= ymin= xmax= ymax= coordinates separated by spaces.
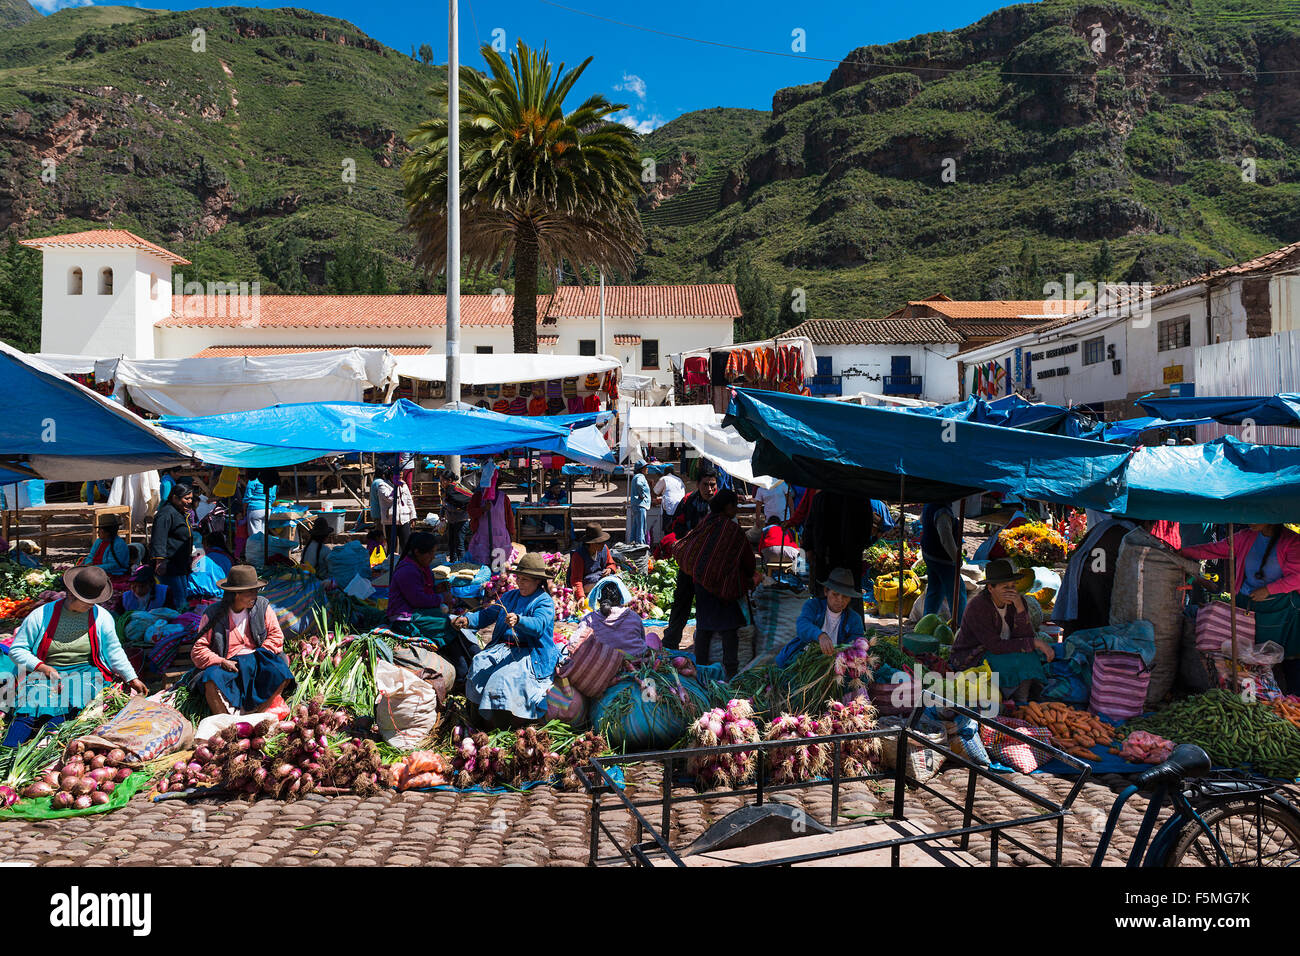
xmin=151 ymin=480 xmax=194 ymax=610
xmin=628 ymin=461 xmax=652 ymax=546
xmin=653 ymin=463 xmax=685 ymax=537
xmin=920 ymin=500 xmax=967 ymax=621
xmin=664 ymin=470 xmax=719 ymax=650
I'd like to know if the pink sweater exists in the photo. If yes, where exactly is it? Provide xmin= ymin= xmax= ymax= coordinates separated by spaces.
xmin=1182 ymin=528 xmax=1300 ymax=598
xmin=191 ymin=603 xmax=284 ymax=669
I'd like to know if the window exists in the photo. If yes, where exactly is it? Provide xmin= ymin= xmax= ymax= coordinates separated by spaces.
xmin=1158 ymin=315 xmax=1191 ymax=352
xmin=67 ymin=267 xmax=83 ymax=295
xmin=642 ymin=338 xmax=659 ymax=369
xmin=475 ymin=345 xmax=493 ymax=354
xmin=98 ymin=267 xmax=113 ymax=295
xmin=1083 ymin=336 xmax=1105 ymax=366
xmin=578 ymin=339 xmax=596 ymax=356
xmin=150 ymin=273 xmax=159 ymax=300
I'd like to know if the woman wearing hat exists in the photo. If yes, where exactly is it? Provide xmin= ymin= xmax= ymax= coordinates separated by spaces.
xmin=567 ymin=523 xmax=616 ymax=605
xmin=628 ymin=461 xmax=652 ymax=546
xmin=451 ymin=552 xmax=557 ymax=726
xmin=949 ymin=558 xmax=1056 ymax=703
xmin=150 ymin=479 xmax=194 ymax=610
xmin=4 ymin=567 xmax=146 ymax=746
xmin=190 ymin=565 xmax=295 ymax=716
xmin=774 ymin=568 xmax=866 ymax=668
xmin=122 ymin=566 xmax=169 ymax=613
xmin=79 ymin=514 xmax=132 ymax=578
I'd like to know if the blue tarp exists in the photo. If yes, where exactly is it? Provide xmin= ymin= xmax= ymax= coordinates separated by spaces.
xmin=1080 ymin=415 xmax=1215 ymax=443
xmin=161 ymin=400 xmax=612 ymax=465
xmin=1137 ymin=394 xmax=1300 ymax=428
xmin=726 ymin=388 xmax=1132 ymax=508
xmin=1119 ymin=436 xmax=1300 ymax=524
xmin=886 ymin=395 xmax=1092 ymax=437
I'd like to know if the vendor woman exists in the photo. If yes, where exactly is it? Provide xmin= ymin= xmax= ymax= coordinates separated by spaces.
xmin=949 ymin=558 xmax=1055 ymax=703
xmin=122 ymin=566 xmax=169 ymax=613
xmin=80 ymin=515 xmax=131 ymax=578
xmin=387 ymin=532 xmax=474 ymax=678
xmin=451 ymin=552 xmax=557 ymax=727
xmin=775 ymin=567 xmax=866 ymax=668
xmin=567 ymin=523 xmax=616 ymax=604
xmin=1181 ymin=523 xmax=1300 ymax=691
xmin=190 ymin=564 xmax=295 ymax=715
xmin=4 ymin=567 xmax=146 ymax=746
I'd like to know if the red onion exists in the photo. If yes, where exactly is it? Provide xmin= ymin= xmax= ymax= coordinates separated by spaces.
xmin=40 ymin=770 xmax=59 ymax=788
xmin=51 ymin=791 xmax=75 ymax=809
xmin=114 ymin=767 xmax=131 ymax=782
xmin=61 ymin=759 xmax=84 ymax=777
xmin=73 ymin=795 xmax=93 ymax=810
xmin=88 ymin=768 xmax=112 ymax=784
xmin=66 ymin=741 xmax=85 ymax=756
xmin=234 ymin=721 xmax=254 ymax=738
xmin=98 ymin=780 xmax=116 ymax=795
xmin=106 ymin=748 xmax=126 ymax=765
xmin=277 ymin=721 xmax=295 ymax=734
xmin=252 ymin=767 xmax=269 ymax=785
xmin=273 ymin=763 xmax=295 ymax=780
xmin=23 ymin=781 xmax=54 ymax=798
xmin=58 ymin=773 xmax=79 ymax=793
xmin=172 ymin=760 xmax=187 ymax=773
xmin=89 ymin=754 xmax=107 ymax=770
xmin=194 ymin=746 xmax=213 ymax=764
xmin=90 ymin=792 xmax=110 ymax=806
xmin=0 ymin=785 xmax=17 ymax=807
xmin=155 ymin=781 xmax=169 ymax=794
xmin=234 ymin=739 xmax=251 ymax=753
xmin=250 ymin=737 xmax=266 ymax=751
xmin=186 ymin=762 xmax=203 ymax=776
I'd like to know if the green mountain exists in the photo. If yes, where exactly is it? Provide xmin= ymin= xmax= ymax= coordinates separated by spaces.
xmin=637 ymin=0 xmax=1300 ymax=320
xmin=0 ymin=0 xmax=37 ymax=31
xmin=0 ymin=4 xmax=444 ymax=304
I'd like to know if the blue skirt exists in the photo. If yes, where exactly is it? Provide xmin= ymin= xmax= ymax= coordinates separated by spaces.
xmin=198 ymin=648 xmax=295 ymax=711
xmin=466 ymin=642 xmax=552 ymax=721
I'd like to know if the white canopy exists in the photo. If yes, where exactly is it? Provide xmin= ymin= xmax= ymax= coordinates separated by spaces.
xmin=34 ymin=353 xmax=111 ymax=376
xmin=395 ymin=352 xmax=621 ymax=385
xmin=96 ymin=349 xmax=397 ymax=417
xmin=623 ymin=404 xmax=779 ymax=489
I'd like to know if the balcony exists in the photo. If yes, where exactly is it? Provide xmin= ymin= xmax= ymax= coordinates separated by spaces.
xmin=883 ymin=374 xmax=923 ymax=396
xmin=808 ymin=374 xmax=841 ymax=396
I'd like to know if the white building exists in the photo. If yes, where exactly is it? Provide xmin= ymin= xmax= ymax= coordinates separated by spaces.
xmin=954 ymin=241 xmax=1300 ymax=419
xmin=780 ymin=317 xmax=963 ymax=403
xmin=20 ymin=229 xmax=739 ymax=389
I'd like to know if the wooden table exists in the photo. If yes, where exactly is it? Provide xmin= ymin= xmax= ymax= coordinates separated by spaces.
xmin=2 ymin=504 xmax=132 ymax=558
xmin=515 ymin=504 xmax=573 ymax=551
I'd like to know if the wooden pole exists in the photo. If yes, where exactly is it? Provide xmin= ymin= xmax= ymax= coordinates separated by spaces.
xmin=1228 ymin=522 xmax=1239 ymax=689
xmin=950 ymin=498 xmax=967 ymax=626
xmin=897 ymin=475 xmax=905 ymax=637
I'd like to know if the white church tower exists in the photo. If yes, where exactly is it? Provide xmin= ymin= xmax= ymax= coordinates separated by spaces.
xmin=19 ymin=230 xmax=190 ymax=359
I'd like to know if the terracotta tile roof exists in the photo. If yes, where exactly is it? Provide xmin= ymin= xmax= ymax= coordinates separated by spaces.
xmin=160 ymin=285 xmax=739 ymax=330
xmin=613 ymin=334 xmax=642 ymax=345
xmin=782 ymin=318 xmax=962 ymax=345
xmin=195 ymin=345 xmax=431 ymax=357
xmin=537 ymin=335 xmax=558 ymax=346
xmin=908 ymin=299 xmax=1091 ymax=320
xmin=1161 ymin=239 xmax=1300 ymax=293
xmin=19 ymin=229 xmax=190 ymax=265
xmin=160 ymin=294 xmax=539 ymax=329
xmin=545 ymin=284 xmax=741 ymax=318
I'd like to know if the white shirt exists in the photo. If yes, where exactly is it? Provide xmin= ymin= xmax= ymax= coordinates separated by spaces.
xmin=754 ymin=482 xmax=790 ymax=520
xmin=822 ymin=606 xmax=844 ymax=639
xmin=654 ymin=474 xmax=685 ymax=515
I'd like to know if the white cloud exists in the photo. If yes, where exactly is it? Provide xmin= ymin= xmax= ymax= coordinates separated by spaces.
xmin=30 ymin=0 xmax=95 ymax=12
xmin=617 ymin=113 xmax=665 ymax=134
xmin=613 ymin=73 xmax=646 ymax=103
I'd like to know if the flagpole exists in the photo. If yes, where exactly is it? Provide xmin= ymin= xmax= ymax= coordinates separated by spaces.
xmin=445 ymin=0 xmax=462 ymax=476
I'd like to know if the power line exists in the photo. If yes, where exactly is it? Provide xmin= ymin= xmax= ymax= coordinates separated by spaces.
xmin=536 ymin=0 xmax=1300 ymax=78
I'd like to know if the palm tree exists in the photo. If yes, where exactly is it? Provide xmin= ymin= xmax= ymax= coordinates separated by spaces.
xmin=404 ymin=40 xmax=644 ymax=353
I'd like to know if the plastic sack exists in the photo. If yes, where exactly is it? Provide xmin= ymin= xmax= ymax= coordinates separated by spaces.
xmin=75 ymin=696 xmax=192 ymax=765
xmin=1224 ymin=638 xmax=1285 ymax=666
xmin=375 ymin=659 xmax=440 ymax=750
xmin=328 ymin=540 xmax=371 ymax=586
xmin=877 ymin=714 xmax=947 ymax=784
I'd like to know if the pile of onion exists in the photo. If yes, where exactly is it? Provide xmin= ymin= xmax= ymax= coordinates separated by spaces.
xmin=685 ymin=698 xmax=761 ymax=789
xmin=26 ymin=742 xmax=132 ymax=811
xmin=762 ymin=713 xmax=829 ymax=784
xmin=819 ymin=698 xmax=883 ymax=775
xmin=451 ymin=727 xmax=507 ymax=789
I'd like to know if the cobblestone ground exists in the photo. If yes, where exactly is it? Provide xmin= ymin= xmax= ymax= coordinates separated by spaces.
xmin=0 ymin=768 xmax=1158 ymax=867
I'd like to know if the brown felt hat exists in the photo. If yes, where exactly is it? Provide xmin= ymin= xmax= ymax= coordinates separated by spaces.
xmin=218 ymin=564 xmax=267 ymax=592
xmin=820 ymin=567 xmax=860 ymax=599
xmin=513 ymin=552 xmax=551 ymax=581
xmin=581 ymin=523 xmax=610 ymax=545
xmin=982 ymin=558 xmax=1019 ymax=586
xmin=62 ymin=565 xmax=113 ymax=605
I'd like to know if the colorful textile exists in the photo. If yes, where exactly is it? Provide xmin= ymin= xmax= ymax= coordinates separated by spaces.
xmin=673 ymin=514 xmax=755 ymax=602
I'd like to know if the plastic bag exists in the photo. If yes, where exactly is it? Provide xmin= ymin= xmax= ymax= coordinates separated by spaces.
xmin=1223 ymin=638 xmax=1285 ymax=666
xmin=375 ymin=659 xmax=439 ymax=749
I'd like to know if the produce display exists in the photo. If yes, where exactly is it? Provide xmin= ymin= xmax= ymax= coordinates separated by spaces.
xmin=1120 ymin=690 xmax=1300 ymax=779
xmin=863 ymin=543 xmax=918 ymax=579
xmin=763 ymin=713 xmax=828 ymax=784
xmin=685 ymin=699 xmax=761 ymax=788
xmin=997 ymin=522 xmax=1070 ymax=566
xmin=1118 ymin=731 xmax=1175 ymax=765
xmin=32 ymin=744 xmax=135 ymax=808
xmin=1268 ymin=695 xmax=1300 ymax=731
xmin=1011 ymin=701 xmax=1116 ymax=761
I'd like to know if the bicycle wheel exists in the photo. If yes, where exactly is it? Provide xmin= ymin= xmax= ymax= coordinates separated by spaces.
xmin=1165 ymin=799 xmax=1300 ymax=867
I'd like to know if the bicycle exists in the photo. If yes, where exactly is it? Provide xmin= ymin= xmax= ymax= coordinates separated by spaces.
xmin=1091 ymin=743 xmax=1300 ymax=867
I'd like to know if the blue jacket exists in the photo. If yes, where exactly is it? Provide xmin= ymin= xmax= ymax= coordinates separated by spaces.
xmin=9 ymin=600 xmax=138 ymax=682
xmin=631 ymin=473 xmax=652 ymax=510
xmin=775 ymin=597 xmax=866 ymax=668
xmin=464 ymin=587 xmax=558 ymax=679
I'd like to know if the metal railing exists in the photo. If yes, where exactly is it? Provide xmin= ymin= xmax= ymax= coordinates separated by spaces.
xmin=882 ymin=374 xmax=923 ymax=395
xmin=579 ymin=700 xmax=1092 ymax=867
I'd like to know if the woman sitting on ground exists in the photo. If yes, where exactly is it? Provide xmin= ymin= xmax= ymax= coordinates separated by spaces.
xmin=451 ymin=552 xmax=557 ymax=728
xmin=567 ymin=523 xmax=616 ymax=606
xmin=121 ymin=566 xmax=169 ymax=613
xmin=4 ymin=567 xmax=146 ymax=746
xmin=301 ymin=517 xmax=334 ymax=580
xmin=190 ymin=565 xmax=295 ymax=716
xmin=80 ymin=515 xmax=132 ymax=578
xmin=775 ymin=567 xmax=865 ymax=668
xmin=949 ymin=558 xmax=1055 ymax=703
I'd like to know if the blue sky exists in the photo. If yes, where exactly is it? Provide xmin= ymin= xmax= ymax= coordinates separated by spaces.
xmin=36 ymin=0 xmax=1014 ymax=128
